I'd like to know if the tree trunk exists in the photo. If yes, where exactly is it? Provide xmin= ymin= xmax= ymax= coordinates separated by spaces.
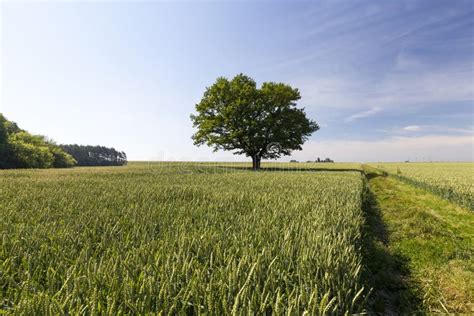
xmin=252 ymin=155 xmax=261 ymax=170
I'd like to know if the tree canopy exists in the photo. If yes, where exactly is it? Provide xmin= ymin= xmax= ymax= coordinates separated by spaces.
xmin=0 ymin=113 xmax=76 ymax=169
xmin=191 ymin=74 xmax=319 ymax=169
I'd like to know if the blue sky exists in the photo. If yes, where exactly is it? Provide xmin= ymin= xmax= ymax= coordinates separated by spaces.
xmin=1 ymin=0 xmax=473 ymax=162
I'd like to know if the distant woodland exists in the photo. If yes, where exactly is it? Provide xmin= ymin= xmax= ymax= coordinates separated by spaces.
xmin=0 ymin=114 xmax=126 ymax=169
xmin=61 ymin=145 xmax=127 ymax=167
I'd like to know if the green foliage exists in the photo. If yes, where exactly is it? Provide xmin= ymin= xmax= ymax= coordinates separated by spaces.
xmin=191 ymin=74 xmax=319 ymax=169
xmin=4 ymin=118 xmax=21 ymax=135
xmin=9 ymin=132 xmax=55 ymax=168
xmin=0 ymin=114 xmax=11 ymax=168
xmin=0 ymin=164 xmax=370 ymax=314
xmin=0 ymin=113 xmax=76 ymax=169
xmin=0 ymin=114 xmax=8 ymax=143
xmin=48 ymin=143 xmax=77 ymax=168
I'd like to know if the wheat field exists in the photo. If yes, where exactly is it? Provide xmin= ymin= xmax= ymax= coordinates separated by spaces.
xmin=0 ymin=164 xmax=369 ymax=314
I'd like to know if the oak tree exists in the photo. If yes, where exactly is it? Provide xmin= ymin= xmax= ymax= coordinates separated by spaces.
xmin=191 ymin=74 xmax=319 ymax=170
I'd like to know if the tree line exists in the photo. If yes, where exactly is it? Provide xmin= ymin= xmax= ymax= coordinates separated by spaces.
xmin=61 ymin=145 xmax=127 ymax=166
xmin=290 ymin=158 xmax=334 ymax=163
xmin=0 ymin=114 xmax=127 ymax=169
xmin=0 ymin=114 xmax=76 ymax=169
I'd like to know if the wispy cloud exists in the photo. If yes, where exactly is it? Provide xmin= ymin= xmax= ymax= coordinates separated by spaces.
xmin=344 ymin=107 xmax=381 ymax=122
xmin=400 ymin=125 xmax=473 ymax=134
xmin=295 ymin=60 xmax=474 ymax=113
xmin=291 ymin=135 xmax=474 ymax=162
xmin=402 ymin=125 xmax=421 ymax=131
xmin=276 ymin=2 xmax=474 ymax=127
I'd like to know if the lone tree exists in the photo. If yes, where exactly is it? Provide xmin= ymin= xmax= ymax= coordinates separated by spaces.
xmin=191 ymin=74 xmax=319 ymax=170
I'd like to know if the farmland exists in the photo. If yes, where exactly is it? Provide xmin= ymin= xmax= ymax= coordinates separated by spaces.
xmin=128 ymin=161 xmax=362 ymax=173
xmin=1 ymin=162 xmax=473 ymax=314
xmin=370 ymin=163 xmax=474 ymax=210
xmin=0 ymin=164 xmax=369 ymax=314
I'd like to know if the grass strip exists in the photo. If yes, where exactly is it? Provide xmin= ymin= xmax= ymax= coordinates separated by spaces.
xmin=363 ymin=166 xmax=474 ymax=313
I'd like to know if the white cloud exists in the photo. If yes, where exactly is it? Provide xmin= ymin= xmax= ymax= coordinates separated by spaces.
xmin=402 ymin=125 xmax=421 ymax=131
xmin=399 ymin=125 xmax=473 ymax=134
xmin=294 ymin=62 xmax=474 ymax=115
xmin=344 ymin=107 xmax=382 ymax=122
xmin=289 ymin=135 xmax=474 ymax=162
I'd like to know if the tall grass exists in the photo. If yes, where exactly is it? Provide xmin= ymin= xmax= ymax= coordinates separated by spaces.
xmin=1 ymin=165 xmax=370 ymax=314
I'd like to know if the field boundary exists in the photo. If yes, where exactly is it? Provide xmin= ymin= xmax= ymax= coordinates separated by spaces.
xmin=361 ymin=165 xmax=474 ymax=313
xmin=360 ymin=167 xmax=422 ymax=314
xmin=370 ymin=166 xmax=473 ymax=211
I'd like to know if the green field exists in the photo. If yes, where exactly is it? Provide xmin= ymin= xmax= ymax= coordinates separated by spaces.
xmin=127 ymin=161 xmax=362 ymax=172
xmin=1 ymin=162 xmax=473 ymax=314
xmin=0 ymin=164 xmax=369 ymax=314
xmin=370 ymin=162 xmax=474 ymax=210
